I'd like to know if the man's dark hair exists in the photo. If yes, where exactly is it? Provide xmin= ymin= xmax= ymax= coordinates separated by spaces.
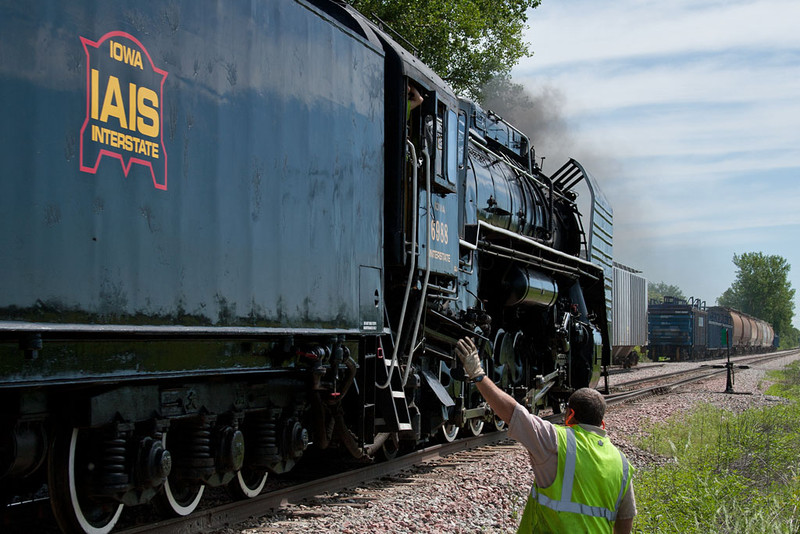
xmin=567 ymin=388 xmax=606 ymax=426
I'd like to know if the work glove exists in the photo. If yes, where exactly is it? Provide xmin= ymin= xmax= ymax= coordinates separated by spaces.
xmin=455 ymin=337 xmax=485 ymax=381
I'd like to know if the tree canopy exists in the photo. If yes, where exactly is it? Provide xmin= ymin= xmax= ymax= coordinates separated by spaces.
xmin=717 ymin=252 xmax=796 ymax=339
xmin=349 ymin=0 xmax=540 ymax=100
xmin=648 ymin=281 xmax=686 ymax=304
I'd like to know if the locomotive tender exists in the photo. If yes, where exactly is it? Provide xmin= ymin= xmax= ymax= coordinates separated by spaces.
xmin=0 ymin=1 xmax=611 ymax=532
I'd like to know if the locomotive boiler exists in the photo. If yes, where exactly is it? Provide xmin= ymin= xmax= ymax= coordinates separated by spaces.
xmin=0 ymin=1 xmax=611 ymax=532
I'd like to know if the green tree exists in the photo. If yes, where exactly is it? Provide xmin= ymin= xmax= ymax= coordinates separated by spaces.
xmin=349 ymin=0 xmax=540 ymax=99
xmin=648 ymin=281 xmax=685 ymax=304
xmin=782 ymin=326 xmax=800 ymax=348
xmin=717 ymin=252 xmax=796 ymax=339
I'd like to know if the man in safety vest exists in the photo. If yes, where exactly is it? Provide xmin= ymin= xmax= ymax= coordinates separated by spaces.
xmin=455 ymin=337 xmax=636 ymax=534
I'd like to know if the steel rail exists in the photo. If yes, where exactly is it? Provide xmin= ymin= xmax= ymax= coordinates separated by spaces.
xmin=609 ymin=351 xmax=795 ymax=391
xmin=606 ymin=350 xmax=800 ymax=407
xmin=604 ymin=369 xmax=721 ymax=407
xmin=116 ymin=431 xmax=512 ymax=534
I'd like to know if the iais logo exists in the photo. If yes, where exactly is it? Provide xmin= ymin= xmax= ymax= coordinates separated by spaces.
xmin=79 ymin=32 xmax=168 ymax=190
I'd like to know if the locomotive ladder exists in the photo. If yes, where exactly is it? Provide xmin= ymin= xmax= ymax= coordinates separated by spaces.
xmin=374 ymin=353 xmax=413 ymax=432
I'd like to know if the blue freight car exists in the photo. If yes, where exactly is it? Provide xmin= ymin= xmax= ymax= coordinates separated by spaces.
xmin=648 ymin=301 xmax=776 ymax=361
xmin=647 ymin=296 xmax=708 ymax=361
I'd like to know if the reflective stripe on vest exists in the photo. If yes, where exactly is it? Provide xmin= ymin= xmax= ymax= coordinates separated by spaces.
xmin=530 ymin=427 xmax=630 ymax=522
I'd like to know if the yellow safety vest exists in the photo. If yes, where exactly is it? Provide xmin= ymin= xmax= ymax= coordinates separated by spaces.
xmin=517 ymin=425 xmax=632 ymax=533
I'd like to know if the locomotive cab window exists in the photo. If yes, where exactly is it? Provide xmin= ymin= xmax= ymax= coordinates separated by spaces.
xmin=406 ymin=79 xmax=424 ymax=147
xmin=430 ymin=102 xmax=457 ymax=193
xmin=447 ymin=110 xmax=458 ymax=183
xmin=457 ymin=110 xmax=467 ymax=171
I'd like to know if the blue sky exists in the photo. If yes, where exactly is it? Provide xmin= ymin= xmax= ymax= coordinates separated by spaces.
xmin=511 ymin=0 xmax=800 ymax=330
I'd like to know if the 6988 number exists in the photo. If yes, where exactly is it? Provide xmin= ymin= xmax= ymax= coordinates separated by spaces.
xmin=430 ymin=220 xmax=448 ymax=244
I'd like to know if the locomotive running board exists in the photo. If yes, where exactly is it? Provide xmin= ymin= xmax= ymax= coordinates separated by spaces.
xmin=462 ymin=221 xmax=603 ymax=282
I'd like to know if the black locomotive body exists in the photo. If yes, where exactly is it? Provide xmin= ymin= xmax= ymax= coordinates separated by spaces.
xmin=0 ymin=1 xmax=611 ymax=532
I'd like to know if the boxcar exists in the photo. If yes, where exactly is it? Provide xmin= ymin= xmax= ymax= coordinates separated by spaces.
xmin=611 ymin=262 xmax=647 ymax=367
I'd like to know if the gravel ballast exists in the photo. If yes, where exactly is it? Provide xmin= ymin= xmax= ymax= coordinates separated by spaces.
xmin=214 ymin=352 xmax=800 ymax=534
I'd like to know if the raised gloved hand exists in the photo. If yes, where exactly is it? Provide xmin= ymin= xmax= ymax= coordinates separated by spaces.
xmin=455 ymin=337 xmax=485 ymax=381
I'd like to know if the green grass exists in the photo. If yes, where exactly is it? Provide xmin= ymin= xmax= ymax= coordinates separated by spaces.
xmin=632 ymin=361 xmax=800 ymax=533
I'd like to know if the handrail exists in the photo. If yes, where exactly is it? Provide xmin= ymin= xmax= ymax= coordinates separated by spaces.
xmin=403 ymin=146 xmax=432 ymax=387
xmin=473 ymin=220 xmax=599 ymax=270
xmin=377 ymin=140 xmax=419 ymax=390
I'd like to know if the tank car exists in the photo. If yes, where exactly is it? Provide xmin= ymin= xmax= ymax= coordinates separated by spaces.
xmin=713 ymin=307 xmax=775 ymax=355
xmin=0 ymin=1 xmax=611 ymax=532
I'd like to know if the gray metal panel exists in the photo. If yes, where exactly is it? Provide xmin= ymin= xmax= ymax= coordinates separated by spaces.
xmin=359 ymin=266 xmax=383 ymax=333
xmin=612 ymin=264 xmax=648 ymax=350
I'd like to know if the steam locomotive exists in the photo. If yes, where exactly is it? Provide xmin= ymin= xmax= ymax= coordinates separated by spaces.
xmin=0 ymin=1 xmax=611 ymax=532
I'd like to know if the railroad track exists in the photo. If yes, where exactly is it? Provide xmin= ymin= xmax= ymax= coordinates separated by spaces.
xmin=605 ymin=349 xmax=800 ymax=407
xmin=114 ymin=430 xmax=516 ymax=534
xmin=608 ymin=350 xmax=796 ymax=392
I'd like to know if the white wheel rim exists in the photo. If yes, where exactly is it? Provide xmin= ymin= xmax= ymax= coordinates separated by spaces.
xmin=441 ymin=424 xmax=458 ymax=442
xmin=235 ymin=470 xmax=268 ymax=499
xmin=162 ymin=478 xmax=205 ymax=515
xmin=161 ymin=432 xmax=205 ymax=516
xmin=68 ymin=428 xmax=124 ymax=534
xmin=494 ymin=416 xmax=507 ymax=431
xmin=469 ymin=419 xmax=484 ymax=436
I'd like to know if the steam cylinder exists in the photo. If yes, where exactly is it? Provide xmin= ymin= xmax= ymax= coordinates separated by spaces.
xmin=503 ymin=266 xmax=558 ymax=308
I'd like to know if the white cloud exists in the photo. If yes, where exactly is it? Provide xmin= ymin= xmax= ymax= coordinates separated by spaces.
xmin=522 ymin=0 xmax=800 ymax=70
xmin=512 ymin=0 xmax=800 ymax=327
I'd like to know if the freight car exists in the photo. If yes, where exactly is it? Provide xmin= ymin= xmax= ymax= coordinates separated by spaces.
xmin=647 ymin=296 xmax=708 ymax=361
xmin=708 ymin=306 xmax=775 ymax=355
xmin=0 ymin=1 xmax=612 ymax=533
xmin=647 ymin=297 xmax=775 ymax=361
xmin=706 ymin=305 xmax=734 ymax=356
xmin=611 ymin=262 xmax=648 ymax=368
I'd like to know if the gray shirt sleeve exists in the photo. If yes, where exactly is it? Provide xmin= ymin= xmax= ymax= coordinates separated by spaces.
xmin=507 ymin=403 xmax=559 ymax=487
xmin=617 ymin=480 xmax=637 ymax=519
